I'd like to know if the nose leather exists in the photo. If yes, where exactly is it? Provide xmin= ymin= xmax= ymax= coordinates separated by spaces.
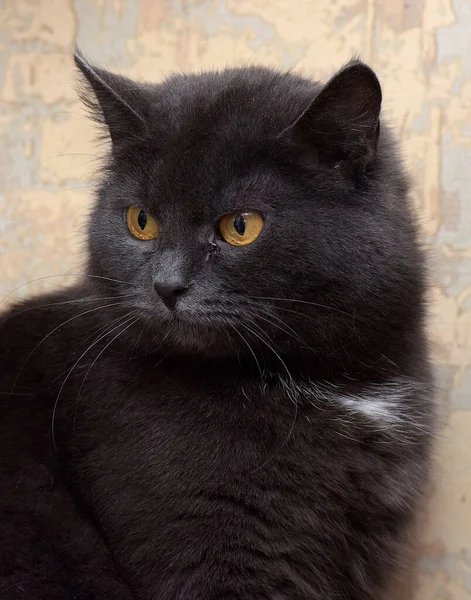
xmin=153 ymin=280 xmax=189 ymax=310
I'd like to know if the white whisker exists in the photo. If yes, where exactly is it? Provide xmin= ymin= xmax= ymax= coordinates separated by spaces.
xmin=239 ymin=321 xmax=298 ymax=473
xmin=51 ymin=314 xmax=140 ymax=448
xmin=1 ymin=273 xmax=133 ymax=309
xmin=0 ymin=294 xmax=134 ymax=330
xmin=248 ymin=295 xmax=351 ymax=318
xmin=249 ymin=307 xmax=308 ymax=348
xmin=10 ymin=302 xmax=127 ymax=394
xmin=228 ymin=323 xmax=264 ymax=380
xmin=71 ymin=313 xmax=141 ymax=433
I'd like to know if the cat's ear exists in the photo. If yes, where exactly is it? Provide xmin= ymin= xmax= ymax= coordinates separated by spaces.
xmin=74 ymin=48 xmax=149 ymax=145
xmin=289 ymin=60 xmax=382 ymax=173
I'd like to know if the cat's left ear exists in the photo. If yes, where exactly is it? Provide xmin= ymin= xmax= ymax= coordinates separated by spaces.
xmin=74 ymin=48 xmax=149 ymax=146
xmin=288 ymin=60 xmax=382 ymax=173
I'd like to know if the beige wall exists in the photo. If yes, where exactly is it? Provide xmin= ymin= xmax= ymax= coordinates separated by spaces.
xmin=1 ymin=1 xmax=471 ymax=597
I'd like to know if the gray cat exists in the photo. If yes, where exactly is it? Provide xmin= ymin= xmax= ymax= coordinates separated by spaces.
xmin=0 ymin=50 xmax=435 ymax=599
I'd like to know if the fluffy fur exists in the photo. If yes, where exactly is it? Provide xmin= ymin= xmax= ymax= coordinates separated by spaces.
xmin=0 ymin=50 xmax=435 ymax=599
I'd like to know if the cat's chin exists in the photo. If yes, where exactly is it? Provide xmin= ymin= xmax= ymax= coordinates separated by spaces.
xmin=166 ymin=325 xmax=238 ymax=358
xmin=143 ymin=311 xmax=238 ymax=357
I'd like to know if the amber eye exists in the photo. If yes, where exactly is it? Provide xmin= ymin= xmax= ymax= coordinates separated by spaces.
xmin=126 ymin=207 xmax=159 ymax=240
xmin=218 ymin=211 xmax=264 ymax=246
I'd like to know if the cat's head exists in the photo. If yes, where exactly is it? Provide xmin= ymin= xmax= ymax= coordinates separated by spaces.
xmin=75 ymin=50 xmax=424 ymax=375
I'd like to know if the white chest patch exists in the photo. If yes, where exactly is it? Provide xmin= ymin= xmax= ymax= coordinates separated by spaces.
xmin=279 ymin=377 xmax=426 ymax=430
xmin=339 ymin=384 xmax=412 ymax=424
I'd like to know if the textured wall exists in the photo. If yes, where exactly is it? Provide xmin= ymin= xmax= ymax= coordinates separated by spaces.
xmin=1 ymin=1 xmax=470 ymax=598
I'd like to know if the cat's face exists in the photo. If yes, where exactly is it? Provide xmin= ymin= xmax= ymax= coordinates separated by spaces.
xmin=77 ymin=52 xmax=423 ymax=367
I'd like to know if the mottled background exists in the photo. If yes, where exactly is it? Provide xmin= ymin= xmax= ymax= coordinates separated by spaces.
xmin=1 ymin=0 xmax=470 ymax=598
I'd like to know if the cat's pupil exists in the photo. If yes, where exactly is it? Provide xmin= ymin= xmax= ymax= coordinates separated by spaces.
xmin=138 ymin=210 xmax=147 ymax=230
xmin=233 ymin=214 xmax=245 ymax=236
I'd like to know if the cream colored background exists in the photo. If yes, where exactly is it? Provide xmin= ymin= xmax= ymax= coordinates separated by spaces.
xmin=1 ymin=1 xmax=470 ymax=598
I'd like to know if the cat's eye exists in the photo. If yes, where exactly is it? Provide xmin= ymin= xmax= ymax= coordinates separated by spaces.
xmin=126 ymin=207 xmax=159 ymax=241
xmin=218 ymin=211 xmax=264 ymax=246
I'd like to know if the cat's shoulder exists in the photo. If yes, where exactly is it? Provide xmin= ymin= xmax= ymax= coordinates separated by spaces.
xmin=1 ymin=285 xmax=85 ymax=338
xmin=0 ymin=284 xmax=94 ymax=382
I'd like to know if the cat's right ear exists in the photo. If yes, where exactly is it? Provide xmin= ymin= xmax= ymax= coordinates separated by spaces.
xmin=74 ymin=48 xmax=149 ymax=146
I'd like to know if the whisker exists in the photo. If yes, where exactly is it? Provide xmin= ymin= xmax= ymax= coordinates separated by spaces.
xmin=10 ymin=302 xmax=127 ymax=394
xmin=241 ymin=321 xmax=294 ymax=387
xmin=147 ymin=329 xmax=172 ymax=361
xmin=0 ymin=294 xmax=134 ymax=330
xmin=247 ymin=295 xmax=351 ymax=318
xmin=228 ymin=323 xmax=263 ymax=380
xmin=249 ymin=307 xmax=309 ymax=349
xmin=152 ymin=349 xmax=172 ymax=370
xmin=1 ymin=273 xmax=133 ymax=309
xmin=40 ymin=153 xmax=101 ymax=163
xmin=26 ymin=185 xmax=91 ymax=199
xmin=268 ymin=305 xmax=317 ymax=320
xmin=53 ymin=313 xmax=140 ymax=448
xmin=133 ymin=320 xmax=147 ymax=351
xmin=72 ymin=312 xmax=141 ymax=432
xmin=49 ymin=311 xmax=137 ymax=387
xmin=251 ymin=407 xmax=298 ymax=474
xmin=240 ymin=322 xmax=298 ymax=474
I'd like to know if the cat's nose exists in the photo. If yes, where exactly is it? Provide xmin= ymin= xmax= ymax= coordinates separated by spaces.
xmin=153 ymin=280 xmax=189 ymax=310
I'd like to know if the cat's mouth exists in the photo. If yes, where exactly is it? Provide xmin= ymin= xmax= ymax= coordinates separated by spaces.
xmin=133 ymin=301 xmax=245 ymax=351
xmin=132 ymin=292 xmax=284 ymax=355
xmin=162 ymin=307 xmax=236 ymax=329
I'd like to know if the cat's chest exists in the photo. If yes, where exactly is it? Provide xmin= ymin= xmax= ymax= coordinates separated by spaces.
xmin=67 ymin=356 xmax=311 ymax=482
xmin=57 ymin=355 xmax=423 ymax=597
xmin=61 ymin=354 xmax=346 ymax=525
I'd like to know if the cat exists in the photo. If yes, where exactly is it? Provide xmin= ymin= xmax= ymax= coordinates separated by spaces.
xmin=0 ymin=49 xmax=435 ymax=599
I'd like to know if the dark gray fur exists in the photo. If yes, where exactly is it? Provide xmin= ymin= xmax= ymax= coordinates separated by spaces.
xmin=0 ymin=50 xmax=435 ymax=599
